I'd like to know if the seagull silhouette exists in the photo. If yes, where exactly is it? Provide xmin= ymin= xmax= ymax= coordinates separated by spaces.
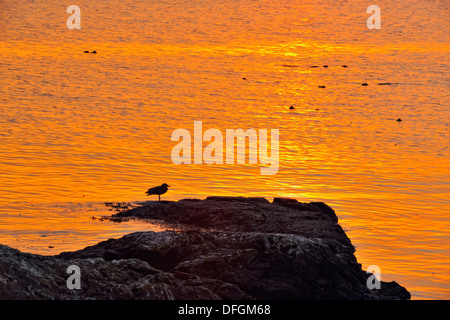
xmin=146 ymin=183 xmax=170 ymax=201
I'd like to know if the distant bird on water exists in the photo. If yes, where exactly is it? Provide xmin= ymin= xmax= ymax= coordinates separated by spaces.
xmin=146 ymin=183 xmax=170 ymax=201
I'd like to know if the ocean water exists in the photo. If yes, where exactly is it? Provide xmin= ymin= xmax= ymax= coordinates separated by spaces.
xmin=0 ymin=0 xmax=448 ymax=299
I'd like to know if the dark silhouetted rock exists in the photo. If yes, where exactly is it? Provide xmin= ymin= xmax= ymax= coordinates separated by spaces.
xmin=0 ymin=197 xmax=410 ymax=300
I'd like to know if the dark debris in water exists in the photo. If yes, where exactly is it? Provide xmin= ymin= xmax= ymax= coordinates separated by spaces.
xmin=104 ymin=202 xmax=136 ymax=213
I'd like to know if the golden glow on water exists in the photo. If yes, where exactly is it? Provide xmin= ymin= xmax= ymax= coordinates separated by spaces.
xmin=0 ymin=0 xmax=449 ymax=299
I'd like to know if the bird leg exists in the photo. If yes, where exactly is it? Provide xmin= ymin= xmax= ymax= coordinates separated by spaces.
xmin=159 ymin=195 xmax=161 ymax=202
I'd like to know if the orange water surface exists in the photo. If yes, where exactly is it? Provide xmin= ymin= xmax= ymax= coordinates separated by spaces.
xmin=0 ymin=0 xmax=449 ymax=299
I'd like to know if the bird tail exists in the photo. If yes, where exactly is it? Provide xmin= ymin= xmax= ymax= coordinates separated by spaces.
xmin=145 ymin=187 xmax=156 ymax=196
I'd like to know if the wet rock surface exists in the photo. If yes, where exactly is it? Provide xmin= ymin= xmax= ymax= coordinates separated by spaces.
xmin=0 ymin=197 xmax=410 ymax=300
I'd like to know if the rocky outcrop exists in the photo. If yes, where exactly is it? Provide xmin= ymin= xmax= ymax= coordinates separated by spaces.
xmin=0 ymin=197 xmax=410 ymax=300
xmin=0 ymin=242 xmax=246 ymax=300
xmin=107 ymin=197 xmax=347 ymax=245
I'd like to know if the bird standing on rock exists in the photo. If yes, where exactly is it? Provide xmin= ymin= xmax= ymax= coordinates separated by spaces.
xmin=146 ymin=183 xmax=170 ymax=201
